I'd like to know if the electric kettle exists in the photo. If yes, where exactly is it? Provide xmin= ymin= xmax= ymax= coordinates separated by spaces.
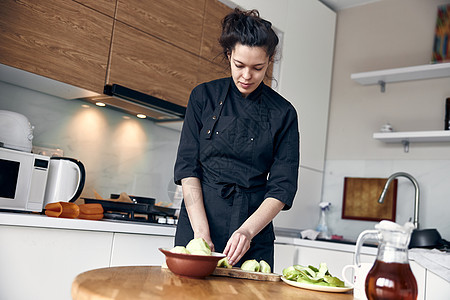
xmin=43 ymin=157 xmax=86 ymax=205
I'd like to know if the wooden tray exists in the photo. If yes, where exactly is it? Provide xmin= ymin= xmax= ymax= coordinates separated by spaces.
xmin=212 ymin=267 xmax=281 ymax=281
xmin=342 ymin=177 xmax=397 ymax=222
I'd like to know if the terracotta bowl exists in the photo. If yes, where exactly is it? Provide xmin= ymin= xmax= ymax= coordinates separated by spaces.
xmin=159 ymin=248 xmax=225 ymax=279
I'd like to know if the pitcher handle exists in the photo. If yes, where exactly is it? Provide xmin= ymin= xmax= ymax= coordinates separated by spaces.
xmin=355 ymin=229 xmax=378 ymax=266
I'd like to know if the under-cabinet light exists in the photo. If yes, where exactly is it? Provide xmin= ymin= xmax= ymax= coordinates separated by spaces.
xmin=78 ymin=84 xmax=186 ymax=122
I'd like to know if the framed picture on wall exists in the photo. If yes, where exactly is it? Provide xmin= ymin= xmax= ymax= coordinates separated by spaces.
xmin=432 ymin=4 xmax=450 ymax=63
xmin=341 ymin=177 xmax=397 ymax=222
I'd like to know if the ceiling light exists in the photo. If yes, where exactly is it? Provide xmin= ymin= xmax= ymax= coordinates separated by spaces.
xmin=95 ymin=102 xmax=106 ymax=107
xmin=136 ymin=114 xmax=147 ymax=119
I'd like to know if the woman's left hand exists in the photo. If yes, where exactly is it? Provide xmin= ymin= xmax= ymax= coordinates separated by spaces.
xmin=223 ymin=230 xmax=251 ymax=266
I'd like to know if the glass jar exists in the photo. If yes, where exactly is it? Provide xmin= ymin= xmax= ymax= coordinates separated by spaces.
xmin=355 ymin=221 xmax=418 ymax=300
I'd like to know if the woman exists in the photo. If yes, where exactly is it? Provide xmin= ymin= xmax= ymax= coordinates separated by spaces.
xmin=174 ymin=8 xmax=299 ymax=268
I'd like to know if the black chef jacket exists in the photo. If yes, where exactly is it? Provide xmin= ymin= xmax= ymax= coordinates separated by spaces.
xmin=174 ymin=77 xmax=299 ymax=267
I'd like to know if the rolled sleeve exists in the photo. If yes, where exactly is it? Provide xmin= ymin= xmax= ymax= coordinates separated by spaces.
xmin=174 ymin=87 xmax=204 ymax=185
xmin=264 ymin=108 xmax=300 ymax=210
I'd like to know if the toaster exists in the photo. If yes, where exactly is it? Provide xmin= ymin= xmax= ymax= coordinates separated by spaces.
xmin=0 ymin=110 xmax=34 ymax=152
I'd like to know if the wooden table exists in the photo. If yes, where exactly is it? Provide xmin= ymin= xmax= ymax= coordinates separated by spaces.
xmin=72 ymin=266 xmax=353 ymax=300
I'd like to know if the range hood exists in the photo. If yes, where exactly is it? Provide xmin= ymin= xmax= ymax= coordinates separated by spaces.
xmin=81 ymin=84 xmax=186 ymax=122
xmin=0 ymin=64 xmax=186 ymax=123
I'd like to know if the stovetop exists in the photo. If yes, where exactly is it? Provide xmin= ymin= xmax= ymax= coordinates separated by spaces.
xmin=102 ymin=212 xmax=177 ymax=225
xmin=83 ymin=196 xmax=178 ymax=226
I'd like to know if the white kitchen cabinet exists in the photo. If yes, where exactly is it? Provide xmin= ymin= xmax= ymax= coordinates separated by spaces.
xmin=275 ymin=241 xmax=354 ymax=277
xmin=425 ymin=270 xmax=450 ymax=299
xmin=411 ymin=261 xmax=427 ymax=300
xmin=110 ymin=233 xmax=174 ymax=266
xmin=277 ymin=0 xmax=336 ymax=172
xmin=274 ymin=243 xmax=297 ymax=275
xmin=0 ymin=225 xmax=113 ymax=300
xmin=296 ymin=245 xmax=353 ymax=276
xmin=0 ymin=213 xmax=177 ymax=300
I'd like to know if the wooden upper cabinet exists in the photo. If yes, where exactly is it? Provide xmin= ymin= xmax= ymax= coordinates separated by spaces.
xmin=115 ymin=0 xmax=206 ymax=55
xmin=200 ymin=0 xmax=232 ymax=65
xmin=108 ymin=22 xmax=199 ymax=107
xmin=0 ymin=0 xmax=113 ymax=94
xmin=197 ymin=58 xmax=230 ymax=86
xmin=75 ymin=0 xmax=117 ymax=17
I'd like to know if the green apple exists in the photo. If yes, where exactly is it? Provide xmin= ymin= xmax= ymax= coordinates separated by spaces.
xmin=217 ymin=257 xmax=232 ymax=268
xmin=170 ymin=246 xmax=191 ymax=254
xmin=241 ymin=259 xmax=260 ymax=272
xmin=259 ymin=260 xmax=271 ymax=273
xmin=186 ymin=238 xmax=211 ymax=256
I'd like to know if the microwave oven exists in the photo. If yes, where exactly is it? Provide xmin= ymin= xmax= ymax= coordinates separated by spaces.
xmin=0 ymin=147 xmax=50 ymax=212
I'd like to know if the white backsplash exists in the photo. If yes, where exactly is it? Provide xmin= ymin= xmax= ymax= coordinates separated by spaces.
xmin=0 ymin=81 xmax=181 ymax=204
xmin=322 ymin=159 xmax=450 ymax=241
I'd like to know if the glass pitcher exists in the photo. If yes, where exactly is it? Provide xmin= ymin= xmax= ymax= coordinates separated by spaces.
xmin=355 ymin=220 xmax=418 ymax=300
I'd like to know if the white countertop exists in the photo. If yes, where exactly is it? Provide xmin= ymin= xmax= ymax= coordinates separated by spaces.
xmin=0 ymin=212 xmax=176 ymax=236
xmin=275 ymin=234 xmax=377 ymax=256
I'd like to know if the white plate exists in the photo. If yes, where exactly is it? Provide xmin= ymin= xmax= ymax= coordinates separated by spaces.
xmin=281 ymin=276 xmax=353 ymax=293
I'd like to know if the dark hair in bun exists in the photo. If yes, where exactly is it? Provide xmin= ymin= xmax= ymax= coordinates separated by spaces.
xmin=219 ymin=8 xmax=279 ymax=60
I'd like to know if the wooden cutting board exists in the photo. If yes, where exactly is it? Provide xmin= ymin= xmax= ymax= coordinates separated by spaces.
xmin=212 ymin=267 xmax=281 ymax=281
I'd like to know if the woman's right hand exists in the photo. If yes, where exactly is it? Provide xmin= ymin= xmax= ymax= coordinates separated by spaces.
xmin=224 ymin=230 xmax=251 ymax=266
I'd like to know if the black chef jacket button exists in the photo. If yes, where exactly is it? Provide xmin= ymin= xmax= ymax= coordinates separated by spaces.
xmin=212 ymin=116 xmax=217 ymax=120
xmin=215 ymin=131 xmax=219 ymax=135
xmin=250 ymin=138 xmax=254 ymax=141
xmin=207 ymin=130 xmax=211 ymax=134
xmin=219 ymin=101 xmax=223 ymax=105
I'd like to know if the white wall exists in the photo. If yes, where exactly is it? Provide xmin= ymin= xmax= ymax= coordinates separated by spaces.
xmin=328 ymin=0 xmax=450 ymax=160
xmin=324 ymin=0 xmax=450 ymax=240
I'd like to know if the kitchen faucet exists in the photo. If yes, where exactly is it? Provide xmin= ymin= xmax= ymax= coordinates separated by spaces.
xmin=378 ymin=172 xmax=420 ymax=229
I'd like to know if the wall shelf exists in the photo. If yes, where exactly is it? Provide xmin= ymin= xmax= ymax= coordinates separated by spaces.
xmin=373 ymin=130 xmax=450 ymax=152
xmin=351 ymin=62 xmax=450 ymax=92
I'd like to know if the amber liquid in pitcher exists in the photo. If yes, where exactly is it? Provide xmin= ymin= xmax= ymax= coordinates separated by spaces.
xmin=365 ymin=260 xmax=418 ymax=300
